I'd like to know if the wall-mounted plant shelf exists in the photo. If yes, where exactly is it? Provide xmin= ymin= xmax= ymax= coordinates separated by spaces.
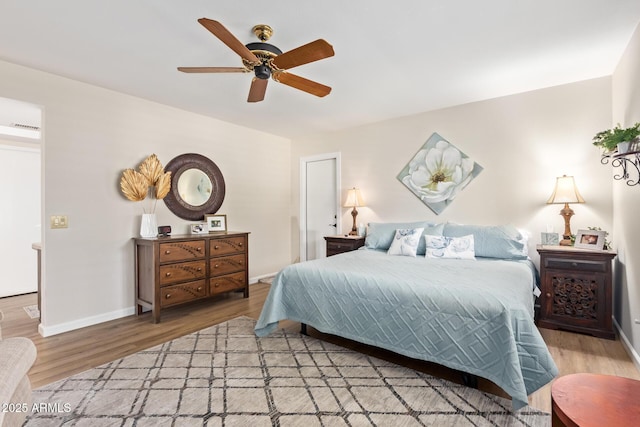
xmin=601 ymin=150 xmax=640 ymax=186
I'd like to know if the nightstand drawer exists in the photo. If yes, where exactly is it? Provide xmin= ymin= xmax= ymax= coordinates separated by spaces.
xmin=544 ymin=257 xmax=607 ymax=273
xmin=324 ymin=236 xmax=365 ymax=257
xmin=327 ymin=241 xmax=353 ymax=251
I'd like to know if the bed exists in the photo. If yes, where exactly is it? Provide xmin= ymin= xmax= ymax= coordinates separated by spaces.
xmin=255 ymin=222 xmax=558 ymax=410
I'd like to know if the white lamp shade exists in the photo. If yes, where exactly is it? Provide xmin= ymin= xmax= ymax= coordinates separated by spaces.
xmin=344 ymin=188 xmax=365 ymax=207
xmin=547 ymin=175 xmax=585 ymax=204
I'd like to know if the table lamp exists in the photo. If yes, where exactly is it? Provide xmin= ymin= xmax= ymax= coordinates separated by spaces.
xmin=546 ymin=175 xmax=585 ymax=246
xmin=344 ymin=187 xmax=365 ymax=236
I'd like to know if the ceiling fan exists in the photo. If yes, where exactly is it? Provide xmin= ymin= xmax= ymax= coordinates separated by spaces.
xmin=178 ymin=18 xmax=335 ymax=103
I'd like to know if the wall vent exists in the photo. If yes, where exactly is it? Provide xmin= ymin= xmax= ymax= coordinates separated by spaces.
xmin=12 ymin=123 xmax=41 ymax=131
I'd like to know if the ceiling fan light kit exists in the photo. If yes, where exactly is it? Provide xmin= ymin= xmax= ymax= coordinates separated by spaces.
xmin=178 ymin=18 xmax=334 ymax=103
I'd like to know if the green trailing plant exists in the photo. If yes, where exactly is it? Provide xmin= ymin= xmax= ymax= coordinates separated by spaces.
xmin=592 ymin=122 xmax=640 ymax=152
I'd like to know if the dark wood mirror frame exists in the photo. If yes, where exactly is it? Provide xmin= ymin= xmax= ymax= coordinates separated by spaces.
xmin=163 ymin=153 xmax=226 ymax=221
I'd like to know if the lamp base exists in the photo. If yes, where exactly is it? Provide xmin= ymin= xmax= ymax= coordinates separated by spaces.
xmin=349 ymin=207 xmax=358 ymax=236
xmin=559 ymin=238 xmax=572 ymax=246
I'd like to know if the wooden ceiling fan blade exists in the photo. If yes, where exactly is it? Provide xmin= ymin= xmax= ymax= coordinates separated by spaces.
xmin=197 ymin=18 xmax=260 ymax=64
xmin=177 ymin=67 xmax=247 ymax=73
xmin=247 ymin=78 xmax=268 ymax=103
xmin=274 ymin=72 xmax=331 ymax=97
xmin=272 ymin=39 xmax=334 ymax=70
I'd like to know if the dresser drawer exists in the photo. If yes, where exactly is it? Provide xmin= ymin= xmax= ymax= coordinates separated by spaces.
xmin=544 ymin=257 xmax=607 ymax=273
xmin=159 ymin=240 xmax=206 ymax=263
xmin=159 ymin=260 xmax=206 ymax=285
xmin=160 ymin=280 xmax=207 ymax=307
xmin=210 ymin=271 xmax=245 ymax=294
xmin=210 ymin=236 xmax=246 ymax=256
xmin=210 ymin=254 xmax=245 ymax=276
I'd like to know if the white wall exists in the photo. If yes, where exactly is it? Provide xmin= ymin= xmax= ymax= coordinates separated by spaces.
xmin=0 ymin=141 xmax=40 ymax=297
xmin=612 ymin=22 xmax=640 ymax=362
xmin=291 ymin=78 xmax=613 ymax=267
xmin=0 ymin=60 xmax=291 ymax=336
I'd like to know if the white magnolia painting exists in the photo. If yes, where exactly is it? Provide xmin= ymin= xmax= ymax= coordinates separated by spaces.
xmin=397 ymin=133 xmax=483 ymax=214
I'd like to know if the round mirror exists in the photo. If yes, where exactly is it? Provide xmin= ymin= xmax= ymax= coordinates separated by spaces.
xmin=163 ymin=153 xmax=225 ymax=221
xmin=178 ymin=168 xmax=212 ymax=207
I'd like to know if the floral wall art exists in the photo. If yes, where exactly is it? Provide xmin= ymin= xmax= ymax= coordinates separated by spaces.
xmin=397 ymin=133 xmax=483 ymax=215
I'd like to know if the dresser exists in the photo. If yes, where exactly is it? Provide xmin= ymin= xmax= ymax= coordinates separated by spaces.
xmin=536 ymin=245 xmax=616 ymax=339
xmin=135 ymin=232 xmax=249 ymax=323
xmin=324 ymin=235 xmax=365 ymax=256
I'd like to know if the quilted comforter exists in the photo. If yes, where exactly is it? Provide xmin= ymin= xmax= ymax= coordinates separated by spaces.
xmin=254 ymin=249 xmax=558 ymax=410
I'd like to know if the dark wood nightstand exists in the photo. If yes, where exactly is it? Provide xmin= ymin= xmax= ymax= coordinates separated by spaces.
xmin=536 ymin=245 xmax=617 ymax=339
xmin=324 ymin=235 xmax=365 ymax=257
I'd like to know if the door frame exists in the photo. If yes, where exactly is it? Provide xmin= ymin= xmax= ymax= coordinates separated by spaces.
xmin=300 ymin=152 xmax=341 ymax=262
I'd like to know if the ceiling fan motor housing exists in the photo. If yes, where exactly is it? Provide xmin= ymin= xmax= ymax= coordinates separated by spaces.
xmin=245 ymin=42 xmax=283 ymax=80
xmin=254 ymin=64 xmax=271 ymax=80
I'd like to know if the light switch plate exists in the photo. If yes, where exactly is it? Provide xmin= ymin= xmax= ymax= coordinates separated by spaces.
xmin=51 ymin=215 xmax=68 ymax=229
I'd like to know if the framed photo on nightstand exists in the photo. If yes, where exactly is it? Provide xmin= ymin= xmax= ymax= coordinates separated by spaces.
xmin=574 ymin=229 xmax=606 ymax=250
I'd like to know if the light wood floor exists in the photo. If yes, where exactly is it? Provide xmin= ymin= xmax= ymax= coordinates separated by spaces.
xmin=1 ymin=283 xmax=639 ymax=413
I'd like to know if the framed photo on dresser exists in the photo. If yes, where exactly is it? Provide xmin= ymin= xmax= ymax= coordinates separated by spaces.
xmin=205 ymin=214 xmax=227 ymax=232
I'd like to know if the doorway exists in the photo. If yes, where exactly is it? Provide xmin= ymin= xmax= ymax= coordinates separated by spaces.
xmin=0 ymin=98 xmax=42 ymax=299
xmin=300 ymin=153 xmax=341 ymax=261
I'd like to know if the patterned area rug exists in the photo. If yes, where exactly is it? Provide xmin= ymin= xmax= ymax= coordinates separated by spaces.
xmin=26 ymin=317 xmax=549 ymax=426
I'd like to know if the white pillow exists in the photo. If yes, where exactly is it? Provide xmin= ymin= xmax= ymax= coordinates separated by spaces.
xmin=387 ymin=228 xmax=424 ymax=257
xmin=425 ymin=234 xmax=475 ymax=260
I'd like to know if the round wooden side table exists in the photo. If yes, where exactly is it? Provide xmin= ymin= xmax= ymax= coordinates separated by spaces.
xmin=551 ymin=373 xmax=640 ymax=427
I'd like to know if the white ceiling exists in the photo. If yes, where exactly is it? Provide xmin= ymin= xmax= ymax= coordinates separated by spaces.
xmin=1 ymin=1 xmax=640 ymax=139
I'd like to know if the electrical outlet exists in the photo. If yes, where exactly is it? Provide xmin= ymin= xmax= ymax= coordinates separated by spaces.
xmin=50 ymin=215 xmax=68 ymax=229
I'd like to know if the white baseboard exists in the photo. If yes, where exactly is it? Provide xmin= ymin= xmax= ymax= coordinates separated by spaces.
xmin=38 ymin=276 xmax=277 ymax=337
xmin=614 ymin=317 xmax=640 ymax=372
xmin=38 ymin=307 xmax=136 ymax=337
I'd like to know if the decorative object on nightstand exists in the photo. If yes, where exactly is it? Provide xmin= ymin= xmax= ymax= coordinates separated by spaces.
xmin=324 ymin=235 xmax=365 ymax=257
xmin=536 ymin=245 xmax=616 ymax=339
xmin=344 ymin=187 xmax=365 ymax=236
xmin=546 ymin=175 xmax=585 ymax=246
xmin=541 ymin=232 xmax=559 ymax=245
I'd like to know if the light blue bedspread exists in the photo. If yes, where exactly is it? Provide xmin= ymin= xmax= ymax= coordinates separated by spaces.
xmin=255 ymin=249 xmax=558 ymax=410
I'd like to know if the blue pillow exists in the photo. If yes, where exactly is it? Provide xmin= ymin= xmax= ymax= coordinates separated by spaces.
xmin=365 ymin=222 xmax=443 ymax=255
xmin=442 ymin=224 xmax=527 ymax=259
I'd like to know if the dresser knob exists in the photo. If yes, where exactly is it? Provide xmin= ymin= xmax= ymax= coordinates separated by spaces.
xmin=197 ymin=286 xmax=203 ymax=292
xmin=165 ymin=272 xmax=171 ymax=277
xmin=571 ymin=262 xmax=578 ymax=267
xmin=214 ymin=264 xmax=219 ymax=268
xmin=197 ymin=267 xmax=202 ymax=272
xmin=197 ymin=247 xmax=202 ymax=252
xmin=165 ymin=250 xmax=171 ymax=254
xmin=546 ymin=293 xmax=551 ymax=298
xmin=214 ymin=283 xmax=220 ymax=288
xmin=165 ymin=293 xmax=171 ymax=299
xmin=239 ymin=242 xmax=243 ymax=246
xmin=214 ymin=245 xmax=220 ymax=250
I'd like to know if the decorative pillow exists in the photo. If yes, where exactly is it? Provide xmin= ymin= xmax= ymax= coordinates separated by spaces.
xmin=442 ymin=224 xmax=527 ymax=259
xmin=425 ymin=234 xmax=476 ymax=260
xmin=365 ymin=221 xmax=435 ymax=251
xmin=365 ymin=222 xmax=444 ymax=255
xmin=387 ymin=228 xmax=424 ymax=257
